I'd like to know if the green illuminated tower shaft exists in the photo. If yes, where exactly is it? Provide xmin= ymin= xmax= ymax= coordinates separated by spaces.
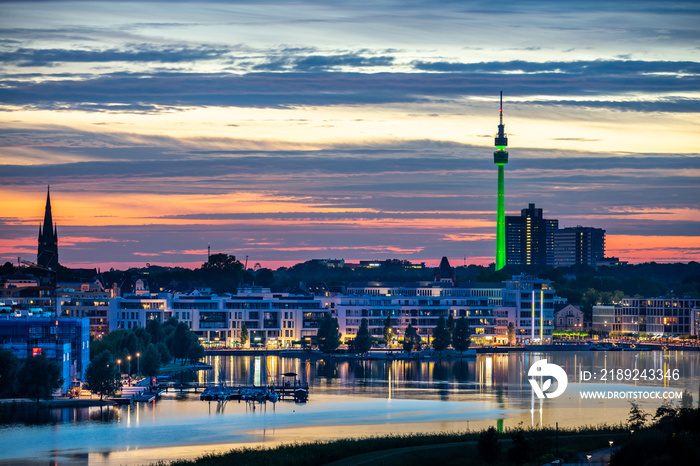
xmin=494 ymin=92 xmax=508 ymax=270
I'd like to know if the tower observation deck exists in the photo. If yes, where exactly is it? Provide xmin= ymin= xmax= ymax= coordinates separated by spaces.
xmin=494 ymin=92 xmax=508 ymax=270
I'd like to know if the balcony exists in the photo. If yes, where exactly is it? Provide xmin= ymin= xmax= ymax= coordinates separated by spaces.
xmin=263 ymin=319 xmax=279 ymax=329
xmin=199 ymin=322 xmax=228 ymax=329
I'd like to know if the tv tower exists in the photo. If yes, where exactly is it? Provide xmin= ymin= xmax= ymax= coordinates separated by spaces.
xmin=494 ymin=91 xmax=508 ymax=270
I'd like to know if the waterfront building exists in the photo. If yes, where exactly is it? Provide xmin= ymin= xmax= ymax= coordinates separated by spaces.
xmin=58 ymin=282 xmax=111 ymax=340
xmin=107 ymin=275 xmax=563 ymax=348
xmin=553 ymin=304 xmax=585 ymax=331
xmin=554 ymin=226 xmax=605 ymax=267
xmin=343 ymin=281 xmax=503 ymax=345
xmin=500 ymin=274 xmax=561 ymax=343
xmin=0 ymin=316 xmax=90 ymax=392
xmin=592 ymin=298 xmax=700 ymax=336
xmin=505 ymin=204 xmax=558 ymax=266
xmin=109 ymin=288 xmax=327 ymax=348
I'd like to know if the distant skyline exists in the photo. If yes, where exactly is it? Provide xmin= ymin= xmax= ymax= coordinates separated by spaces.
xmin=1 ymin=1 xmax=698 ymax=270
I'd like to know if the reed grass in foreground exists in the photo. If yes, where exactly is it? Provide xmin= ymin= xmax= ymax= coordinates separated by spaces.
xmin=155 ymin=424 xmax=630 ymax=466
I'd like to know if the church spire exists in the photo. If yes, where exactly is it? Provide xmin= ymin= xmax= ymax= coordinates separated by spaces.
xmin=41 ymin=185 xmax=53 ymax=236
xmin=37 ymin=186 xmax=58 ymax=271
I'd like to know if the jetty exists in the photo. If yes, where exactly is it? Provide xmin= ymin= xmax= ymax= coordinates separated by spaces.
xmin=113 ymin=385 xmax=158 ymax=404
xmin=198 ymin=383 xmax=309 ymax=402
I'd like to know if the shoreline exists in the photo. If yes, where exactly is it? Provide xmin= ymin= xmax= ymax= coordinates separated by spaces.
xmin=0 ymin=397 xmax=117 ymax=408
xmin=204 ymin=342 xmax=699 ymax=358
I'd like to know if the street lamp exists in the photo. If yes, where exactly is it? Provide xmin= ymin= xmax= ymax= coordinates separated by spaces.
xmin=136 ymin=352 xmax=141 ymax=375
xmin=609 ymin=440 xmax=614 ymax=460
xmin=586 ymin=454 xmax=591 ymax=465
xmin=127 ymin=355 xmax=131 ymax=375
xmin=117 ymin=358 xmax=122 ymax=375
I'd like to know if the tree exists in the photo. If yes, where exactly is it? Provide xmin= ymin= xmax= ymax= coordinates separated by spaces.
xmin=507 ymin=428 xmax=529 ymax=465
xmin=507 ymin=322 xmax=516 ymax=346
xmin=187 ymin=336 xmax=205 ymax=365
xmin=141 ymin=344 xmax=160 ymax=386
xmin=240 ymin=323 xmax=249 ymax=346
xmin=680 ymin=389 xmax=694 ymax=409
xmin=627 ymin=401 xmax=650 ymax=430
xmin=0 ymin=348 xmax=20 ymax=397
xmin=383 ymin=315 xmax=394 ymax=346
xmin=18 ymin=354 xmax=63 ymax=402
xmin=255 ymin=268 xmax=274 ymax=287
xmin=477 ymin=426 xmax=499 ymax=464
xmin=453 ymin=317 xmax=471 ymax=354
xmin=354 ymin=318 xmax=372 ymax=354
xmin=156 ymin=341 xmax=172 ymax=365
xmin=146 ymin=319 xmax=165 ymax=345
xmin=84 ymin=350 xmax=121 ymax=401
xmin=653 ymin=401 xmax=677 ymax=423
xmin=199 ymin=253 xmax=247 ymax=293
xmin=402 ymin=324 xmax=421 ymax=353
xmin=201 ymin=253 xmax=240 ymax=271
xmin=431 ymin=316 xmax=450 ymax=354
xmin=171 ymin=322 xmax=192 ymax=364
xmin=118 ymin=330 xmax=141 ymax=365
xmin=446 ymin=314 xmax=455 ymax=345
xmin=317 ymin=313 xmax=341 ymax=353
xmin=0 ymin=261 xmax=15 ymax=275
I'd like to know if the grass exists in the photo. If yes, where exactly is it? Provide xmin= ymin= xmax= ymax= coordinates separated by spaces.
xmin=154 ymin=424 xmax=631 ymax=466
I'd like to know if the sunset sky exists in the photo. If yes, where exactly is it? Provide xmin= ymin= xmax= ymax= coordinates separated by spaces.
xmin=1 ymin=0 xmax=698 ymax=270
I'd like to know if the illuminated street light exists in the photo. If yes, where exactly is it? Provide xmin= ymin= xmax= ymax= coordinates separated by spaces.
xmin=609 ymin=440 xmax=614 ymax=459
xmin=136 ymin=352 xmax=141 ymax=375
xmin=127 ymin=355 xmax=131 ymax=375
xmin=117 ymin=358 xmax=122 ymax=374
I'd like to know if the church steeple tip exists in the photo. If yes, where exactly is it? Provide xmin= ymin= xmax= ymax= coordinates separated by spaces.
xmin=37 ymin=186 xmax=58 ymax=271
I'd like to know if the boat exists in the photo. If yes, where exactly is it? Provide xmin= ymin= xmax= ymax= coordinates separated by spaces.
xmin=240 ymin=387 xmax=266 ymax=401
xmin=293 ymin=387 xmax=309 ymax=402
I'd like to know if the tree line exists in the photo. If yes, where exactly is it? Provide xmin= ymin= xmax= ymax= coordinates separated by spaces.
xmin=4 ymin=257 xmax=696 ymax=303
xmin=0 ymin=316 xmax=208 ymax=403
xmin=0 ymin=349 xmax=63 ymax=402
xmin=85 ymin=317 xmax=206 ymax=400
xmin=316 ymin=313 xmax=471 ymax=355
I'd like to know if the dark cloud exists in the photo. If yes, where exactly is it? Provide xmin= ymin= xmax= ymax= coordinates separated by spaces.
xmin=527 ymin=98 xmax=700 ymax=113
xmin=0 ymin=45 xmax=229 ymax=66
xmin=253 ymin=53 xmax=395 ymax=71
xmin=1 ymin=58 xmax=699 ymax=111
xmin=412 ymin=59 xmax=700 ymax=75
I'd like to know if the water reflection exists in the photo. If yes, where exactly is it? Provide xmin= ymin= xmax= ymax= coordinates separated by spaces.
xmin=0 ymin=404 xmax=120 ymax=426
xmin=0 ymin=351 xmax=697 ymax=466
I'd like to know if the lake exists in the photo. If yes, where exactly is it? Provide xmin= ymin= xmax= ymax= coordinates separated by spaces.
xmin=1 ymin=350 xmax=698 ymax=465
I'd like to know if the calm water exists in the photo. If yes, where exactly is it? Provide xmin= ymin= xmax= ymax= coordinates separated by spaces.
xmin=1 ymin=351 xmax=698 ymax=465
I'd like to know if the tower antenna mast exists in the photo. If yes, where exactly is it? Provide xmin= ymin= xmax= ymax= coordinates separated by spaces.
xmin=493 ymin=91 xmax=509 ymax=270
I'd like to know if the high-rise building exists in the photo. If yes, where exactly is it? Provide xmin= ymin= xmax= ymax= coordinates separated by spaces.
xmin=37 ymin=186 xmax=58 ymax=273
xmin=493 ymin=92 xmax=508 ymax=270
xmin=554 ymin=226 xmax=605 ymax=267
xmin=498 ymin=274 xmax=563 ymax=343
xmin=506 ymin=203 xmax=558 ymax=266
